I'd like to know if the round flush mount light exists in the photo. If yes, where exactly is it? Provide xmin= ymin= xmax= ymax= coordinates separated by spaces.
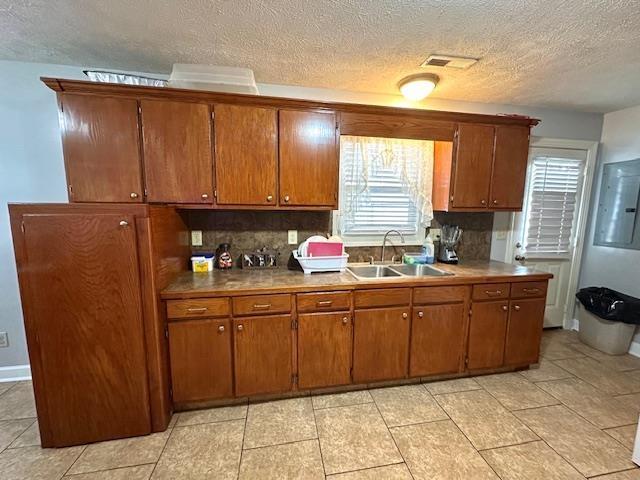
xmin=398 ymin=74 xmax=439 ymax=101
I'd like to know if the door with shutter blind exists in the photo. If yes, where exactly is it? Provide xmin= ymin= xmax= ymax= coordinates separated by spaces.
xmin=511 ymin=147 xmax=588 ymax=327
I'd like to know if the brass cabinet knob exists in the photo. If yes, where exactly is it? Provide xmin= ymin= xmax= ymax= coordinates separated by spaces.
xmin=267 ymin=195 xmax=273 ymax=202
xmin=402 ymin=312 xmax=408 ymax=319
xmin=201 ymin=193 xmax=209 ymax=200
xmin=218 ymin=325 xmax=225 ymax=332
xmin=342 ymin=317 xmax=349 ymax=325
xmin=283 ymin=195 xmax=290 ymax=203
xmin=418 ymin=311 xmax=424 ymax=318
xmin=119 ymin=220 xmax=129 ymax=227
xmin=481 ymin=199 xmax=487 ymax=205
xmin=492 ymin=199 xmax=498 ymax=205
xmin=237 ymin=324 xmax=244 ymax=331
xmin=130 ymin=192 xmax=139 ymax=199
xmin=514 ymin=305 xmax=521 ymax=311
xmin=502 ymin=305 xmax=508 ymax=311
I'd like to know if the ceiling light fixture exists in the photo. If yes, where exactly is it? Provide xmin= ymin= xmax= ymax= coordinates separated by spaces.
xmin=398 ymin=74 xmax=439 ymax=101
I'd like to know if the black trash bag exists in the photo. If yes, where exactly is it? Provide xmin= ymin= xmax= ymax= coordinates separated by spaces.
xmin=576 ymin=287 xmax=640 ymax=325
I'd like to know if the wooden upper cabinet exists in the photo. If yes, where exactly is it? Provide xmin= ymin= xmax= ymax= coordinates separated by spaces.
xmin=279 ymin=110 xmax=338 ymax=207
xmin=59 ymin=94 xmax=143 ymax=203
xmin=214 ymin=104 xmax=278 ymax=206
xmin=451 ymin=124 xmax=495 ymax=209
xmin=140 ymin=100 xmax=213 ymax=203
xmin=490 ymin=125 xmax=530 ymax=209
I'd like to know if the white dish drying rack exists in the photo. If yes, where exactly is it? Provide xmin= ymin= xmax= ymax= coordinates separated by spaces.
xmin=293 ymin=251 xmax=349 ymax=275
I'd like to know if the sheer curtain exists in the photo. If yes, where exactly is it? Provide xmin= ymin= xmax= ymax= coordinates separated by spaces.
xmin=339 ymin=135 xmax=434 ymax=240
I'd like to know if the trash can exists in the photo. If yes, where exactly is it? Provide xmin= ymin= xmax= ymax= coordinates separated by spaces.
xmin=576 ymin=287 xmax=640 ymax=355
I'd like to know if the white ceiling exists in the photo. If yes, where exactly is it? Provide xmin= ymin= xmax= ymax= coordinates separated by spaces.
xmin=2 ymin=0 xmax=639 ymax=113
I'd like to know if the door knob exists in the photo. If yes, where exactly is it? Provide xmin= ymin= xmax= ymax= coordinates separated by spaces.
xmin=283 ymin=195 xmax=290 ymax=203
xmin=342 ymin=317 xmax=349 ymax=325
xmin=267 ymin=195 xmax=273 ymax=202
xmin=201 ymin=193 xmax=209 ymax=200
xmin=218 ymin=325 xmax=225 ymax=332
xmin=237 ymin=324 xmax=244 ymax=331
xmin=130 ymin=192 xmax=139 ymax=199
xmin=418 ymin=311 xmax=424 ymax=318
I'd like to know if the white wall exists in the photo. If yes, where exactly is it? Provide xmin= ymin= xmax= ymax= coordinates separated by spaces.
xmin=578 ymin=105 xmax=640 ymax=341
xmin=0 ymin=59 xmax=604 ymax=370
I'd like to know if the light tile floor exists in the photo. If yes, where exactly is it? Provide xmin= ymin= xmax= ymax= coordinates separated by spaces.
xmin=1 ymin=330 xmax=640 ymax=479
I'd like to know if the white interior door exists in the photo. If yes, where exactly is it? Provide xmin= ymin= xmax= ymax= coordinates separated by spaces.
xmin=511 ymin=147 xmax=588 ymax=328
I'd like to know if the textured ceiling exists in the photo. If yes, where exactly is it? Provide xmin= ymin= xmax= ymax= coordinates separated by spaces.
xmin=1 ymin=0 xmax=639 ymax=113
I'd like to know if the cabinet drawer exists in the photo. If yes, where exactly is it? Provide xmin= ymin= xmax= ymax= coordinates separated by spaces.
xmin=297 ymin=291 xmax=351 ymax=313
xmin=414 ymin=286 xmax=469 ymax=305
xmin=354 ymin=288 xmax=411 ymax=309
xmin=232 ymin=294 xmax=292 ymax=316
xmin=472 ymin=283 xmax=510 ymax=301
xmin=167 ymin=298 xmax=230 ymax=319
xmin=510 ymin=281 xmax=547 ymax=299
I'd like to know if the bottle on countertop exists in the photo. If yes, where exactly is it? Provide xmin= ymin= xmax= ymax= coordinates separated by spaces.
xmin=422 ymin=235 xmax=435 ymax=264
xmin=215 ymin=243 xmax=233 ymax=269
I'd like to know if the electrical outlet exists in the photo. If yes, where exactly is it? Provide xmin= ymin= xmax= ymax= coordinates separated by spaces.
xmin=191 ymin=230 xmax=203 ymax=247
xmin=0 ymin=332 xmax=8 ymax=348
xmin=288 ymin=230 xmax=298 ymax=245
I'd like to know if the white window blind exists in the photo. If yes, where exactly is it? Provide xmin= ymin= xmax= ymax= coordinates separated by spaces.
xmin=334 ymin=135 xmax=433 ymax=246
xmin=523 ymin=155 xmax=585 ymax=257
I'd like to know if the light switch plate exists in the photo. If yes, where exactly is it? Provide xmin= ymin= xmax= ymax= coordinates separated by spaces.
xmin=0 ymin=332 xmax=8 ymax=348
xmin=191 ymin=230 xmax=203 ymax=247
xmin=288 ymin=230 xmax=298 ymax=245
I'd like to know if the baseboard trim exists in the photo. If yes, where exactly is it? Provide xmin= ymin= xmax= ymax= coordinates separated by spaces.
xmin=629 ymin=341 xmax=640 ymax=358
xmin=0 ymin=365 xmax=31 ymax=382
xmin=570 ymin=318 xmax=579 ymax=331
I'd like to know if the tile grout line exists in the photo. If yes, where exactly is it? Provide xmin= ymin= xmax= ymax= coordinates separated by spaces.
xmin=309 ymin=400 xmax=327 ymax=478
xmin=148 ymin=422 xmax=176 ymax=479
xmin=61 ymin=445 xmax=88 ymax=478
xmin=62 ymin=462 xmax=158 ymax=478
xmin=370 ymin=393 xmax=416 ymax=480
xmin=0 ymin=417 xmax=36 ymax=454
xmin=241 ymin=435 xmax=319 ymax=451
xmin=235 ymin=406 xmax=250 ymax=480
xmin=324 ymin=461 xmax=408 ymax=479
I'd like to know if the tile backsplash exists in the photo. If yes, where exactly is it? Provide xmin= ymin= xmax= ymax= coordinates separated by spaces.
xmin=187 ymin=210 xmax=494 ymax=267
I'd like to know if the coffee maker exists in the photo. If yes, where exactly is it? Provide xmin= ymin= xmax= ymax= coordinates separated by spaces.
xmin=438 ymin=224 xmax=462 ymax=264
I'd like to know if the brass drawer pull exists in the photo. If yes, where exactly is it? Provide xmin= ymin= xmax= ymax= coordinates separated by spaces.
xmin=523 ymin=288 xmax=540 ymax=294
xmin=485 ymin=290 xmax=503 ymax=297
xmin=514 ymin=305 xmax=521 ymax=311
xmin=187 ymin=307 xmax=208 ymax=313
xmin=253 ymin=303 xmax=272 ymax=310
xmin=317 ymin=300 xmax=333 ymax=307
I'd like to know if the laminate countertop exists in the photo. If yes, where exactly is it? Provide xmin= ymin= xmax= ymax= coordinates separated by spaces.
xmin=161 ymin=260 xmax=553 ymax=299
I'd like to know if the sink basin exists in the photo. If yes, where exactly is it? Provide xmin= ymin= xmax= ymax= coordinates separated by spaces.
xmin=347 ymin=265 xmax=402 ymax=279
xmin=388 ymin=264 xmax=454 ymax=277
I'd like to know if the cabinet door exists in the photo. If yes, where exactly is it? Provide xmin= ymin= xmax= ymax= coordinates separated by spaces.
xmin=410 ymin=304 xmax=467 ymax=377
xmin=451 ymin=124 xmax=495 ymax=208
xmin=353 ymin=307 xmax=410 ymax=383
xmin=490 ymin=125 xmax=530 ymax=209
xmin=168 ymin=318 xmax=233 ymax=403
xmin=504 ymin=298 xmax=546 ymax=366
xmin=19 ymin=213 xmax=150 ymax=446
xmin=60 ymin=94 xmax=143 ymax=202
xmin=233 ymin=315 xmax=292 ymax=396
xmin=141 ymin=100 xmax=213 ymax=203
xmin=298 ymin=312 xmax=352 ymax=389
xmin=467 ymin=301 xmax=508 ymax=370
xmin=214 ymin=104 xmax=277 ymax=206
xmin=279 ymin=110 xmax=338 ymax=207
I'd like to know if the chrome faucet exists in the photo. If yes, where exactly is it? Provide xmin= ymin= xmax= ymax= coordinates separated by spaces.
xmin=381 ymin=230 xmax=405 ymax=263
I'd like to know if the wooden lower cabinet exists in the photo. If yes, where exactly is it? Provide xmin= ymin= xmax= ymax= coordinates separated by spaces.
xmin=168 ymin=319 xmax=233 ymax=404
xmin=353 ymin=307 xmax=410 ymax=383
xmin=504 ymin=298 xmax=546 ymax=366
xmin=297 ymin=312 xmax=352 ymax=389
xmin=410 ymin=303 xmax=467 ymax=377
xmin=233 ymin=315 xmax=293 ymax=396
xmin=467 ymin=300 xmax=509 ymax=370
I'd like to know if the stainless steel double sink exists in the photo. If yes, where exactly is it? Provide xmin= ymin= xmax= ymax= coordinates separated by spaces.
xmin=347 ymin=263 xmax=454 ymax=279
